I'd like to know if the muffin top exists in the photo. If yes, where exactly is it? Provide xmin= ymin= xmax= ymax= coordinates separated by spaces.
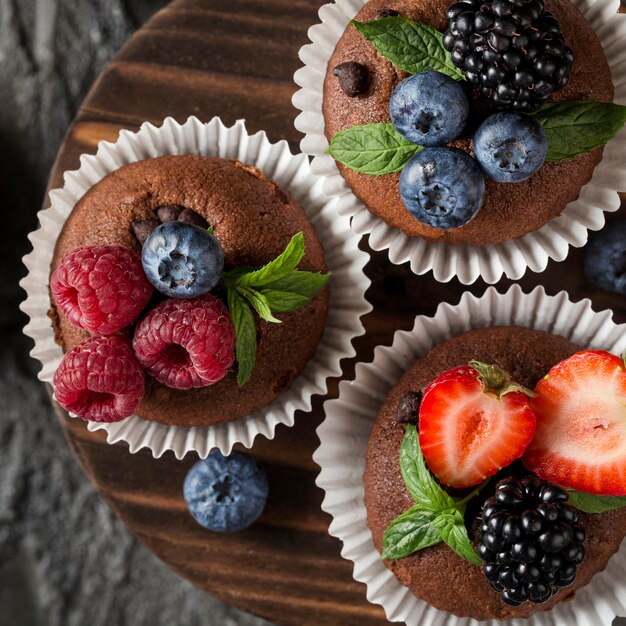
xmin=323 ymin=0 xmax=614 ymax=245
xmin=50 ymin=155 xmax=329 ymax=427
xmin=364 ymin=326 xmax=626 ymax=620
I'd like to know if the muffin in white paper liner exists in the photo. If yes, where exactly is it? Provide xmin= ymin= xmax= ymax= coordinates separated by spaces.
xmin=20 ymin=116 xmax=372 ymax=459
xmin=315 ymin=284 xmax=626 ymax=626
xmin=293 ymin=0 xmax=626 ymax=285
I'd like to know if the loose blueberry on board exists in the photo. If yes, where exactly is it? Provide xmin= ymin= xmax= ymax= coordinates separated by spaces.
xmin=142 ymin=222 xmax=224 ymax=298
xmin=444 ymin=0 xmax=573 ymax=111
xmin=474 ymin=112 xmax=548 ymax=182
xmin=478 ymin=476 xmax=586 ymax=606
xmin=183 ymin=451 xmax=269 ymax=532
xmin=399 ymin=147 xmax=485 ymax=229
xmin=390 ymin=71 xmax=469 ymax=146
xmin=584 ymin=222 xmax=626 ymax=296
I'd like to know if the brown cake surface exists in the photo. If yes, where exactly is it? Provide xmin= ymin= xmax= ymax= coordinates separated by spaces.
xmin=364 ymin=326 xmax=626 ymax=620
xmin=50 ymin=155 xmax=329 ymax=427
xmin=323 ymin=0 xmax=614 ymax=245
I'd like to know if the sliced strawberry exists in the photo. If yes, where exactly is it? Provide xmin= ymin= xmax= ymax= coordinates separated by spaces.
xmin=419 ymin=362 xmax=537 ymax=488
xmin=523 ymin=350 xmax=626 ymax=496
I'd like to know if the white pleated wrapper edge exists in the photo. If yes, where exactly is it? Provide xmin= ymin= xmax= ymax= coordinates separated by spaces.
xmin=315 ymin=283 xmax=626 ymax=626
xmin=292 ymin=0 xmax=626 ymax=285
xmin=20 ymin=116 xmax=372 ymax=459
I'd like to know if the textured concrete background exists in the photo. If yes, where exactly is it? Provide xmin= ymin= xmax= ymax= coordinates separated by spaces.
xmin=0 ymin=1 xmax=271 ymax=624
xmin=1 ymin=0 xmax=624 ymax=625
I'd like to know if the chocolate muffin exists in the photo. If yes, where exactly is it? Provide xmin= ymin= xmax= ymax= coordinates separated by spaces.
xmin=49 ymin=155 xmax=329 ymax=427
xmin=323 ymin=0 xmax=614 ymax=245
xmin=364 ymin=326 xmax=626 ymax=619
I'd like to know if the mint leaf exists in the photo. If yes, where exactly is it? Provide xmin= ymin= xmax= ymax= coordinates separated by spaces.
xmin=400 ymin=425 xmax=456 ymax=512
xmin=207 ymin=225 xmax=215 ymax=235
xmin=328 ymin=123 xmax=422 ymax=175
xmin=533 ymin=100 xmax=626 ymax=163
xmin=567 ymin=490 xmax=626 ymax=514
xmin=353 ymin=17 xmax=464 ymax=80
xmin=236 ymin=232 xmax=305 ymax=287
xmin=262 ymin=270 xmax=330 ymax=300
xmin=226 ymin=289 xmax=257 ymax=387
xmin=435 ymin=511 xmax=482 ymax=565
xmin=381 ymin=506 xmax=441 ymax=560
xmin=259 ymin=290 xmax=310 ymax=313
xmin=236 ymin=286 xmax=281 ymax=323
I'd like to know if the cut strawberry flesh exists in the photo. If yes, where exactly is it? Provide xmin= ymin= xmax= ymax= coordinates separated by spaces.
xmin=419 ymin=365 xmax=537 ymax=488
xmin=524 ymin=350 xmax=626 ymax=495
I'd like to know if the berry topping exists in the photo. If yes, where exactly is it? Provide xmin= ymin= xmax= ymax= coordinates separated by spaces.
xmin=183 ymin=450 xmax=269 ymax=532
xmin=396 ymin=390 xmax=422 ymax=424
xmin=473 ymin=112 xmax=548 ymax=182
xmin=333 ymin=61 xmax=370 ymax=97
xmin=141 ymin=222 xmax=224 ymax=298
xmin=389 ymin=71 xmax=469 ymax=147
xmin=399 ymin=147 xmax=485 ymax=229
xmin=444 ymin=0 xmax=574 ymax=111
xmin=132 ymin=218 xmax=160 ymax=245
xmin=584 ymin=222 xmax=626 ymax=296
xmin=377 ymin=8 xmax=400 ymax=18
xmin=477 ymin=476 xmax=586 ymax=606
xmin=523 ymin=350 xmax=626 ymax=496
xmin=53 ymin=335 xmax=144 ymax=422
xmin=419 ymin=361 xmax=537 ymax=488
xmin=132 ymin=295 xmax=235 ymax=390
xmin=50 ymin=245 xmax=153 ymax=334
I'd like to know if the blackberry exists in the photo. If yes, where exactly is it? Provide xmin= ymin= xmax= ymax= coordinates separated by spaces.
xmin=477 ymin=476 xmax=586 ymax=606
xmin=443 ymin=0 xmax=574 ymax=112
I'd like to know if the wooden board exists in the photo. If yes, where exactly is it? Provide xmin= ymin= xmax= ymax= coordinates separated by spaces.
xmin=45 ymin=1 xmax=626 ymax=624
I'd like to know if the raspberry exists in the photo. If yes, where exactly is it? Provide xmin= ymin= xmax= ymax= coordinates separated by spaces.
xmin=53 ymin=335 xmax=144 ymax=422
xmin=132 ymin=295 xmax=235 ymax=390
xmin=50 ymin=245 xmax=153 ymax=334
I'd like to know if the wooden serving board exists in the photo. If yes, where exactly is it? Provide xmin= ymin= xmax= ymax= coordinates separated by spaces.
xmin=45 ymin=1 xmax=626 ymax=624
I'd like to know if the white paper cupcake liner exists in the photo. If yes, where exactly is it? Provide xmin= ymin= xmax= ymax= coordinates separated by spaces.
xmin=20 ymin=116 xmax=372 ymax=459
xmin=293 ymin=0 xmax=626 ymax=285
xmin=315 ymin=283 xmax=626 ymax=626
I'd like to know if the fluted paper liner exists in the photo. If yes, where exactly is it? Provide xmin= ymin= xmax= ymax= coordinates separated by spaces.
xmin=20 ymin=117 xmax=372 ymax=459
xmin=293 ymin=0 xmax=626 ymax=285
xmin=315 ymin=284 xmax=626 ymax=626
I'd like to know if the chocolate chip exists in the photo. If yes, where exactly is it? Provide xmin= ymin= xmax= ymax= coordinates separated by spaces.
xmin=178 ymin=208 xmax=208 ymax=228
xmin=396 ymin=390 xmax=422 ymax=424
xmin=131 ymin=218 xmax=160 ymax=245
xmin=376 ymin=9 xmax=400 ymax=18
xmin=155 ymin=204 xmax=184 ymax=223
xmin=332 ymin=61 xmax=370 ymax=97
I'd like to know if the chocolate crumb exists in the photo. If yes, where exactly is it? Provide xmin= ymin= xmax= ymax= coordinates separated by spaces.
xmin=396 ymin=390 xmax=422 ymax=424
xmin=132 ymin=218 xmax=160 ymax=245
xmin=178 ymin=208 xmax=208 ymax=228
xmin=332 ymin=61 xmax=370 ymax=97
xmin=377 ymin=8 xmax=400 ymax=17
xmin=155 ymin=204 xmax=184 ymax=223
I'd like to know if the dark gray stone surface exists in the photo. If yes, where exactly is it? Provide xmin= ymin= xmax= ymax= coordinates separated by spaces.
xmin=0 ymin=1 xmax=272 ymax=624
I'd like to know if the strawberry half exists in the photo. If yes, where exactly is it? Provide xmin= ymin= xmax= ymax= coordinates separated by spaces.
xmin=523 ymin=350 xmax=626 ymax=496
xmin=419 ymin=361 xmax=537 ymax=488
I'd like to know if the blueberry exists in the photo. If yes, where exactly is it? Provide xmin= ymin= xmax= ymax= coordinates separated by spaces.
xmin=399 ymin=147 xmax=485 ymax=229
xmin=142 ymin=222 xmax=224 ymax=298
xmin=584 ymin=222 xmax=626 ymax=296
xmin=389 ymin=71 xmax=469 ymax=147
xmin=183 ymin=450 xmax=269 ymax=532
xmin=473 ymin=112 xmax=548 ymax=182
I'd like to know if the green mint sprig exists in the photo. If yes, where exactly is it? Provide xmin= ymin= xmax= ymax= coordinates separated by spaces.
xmin=221 ymin=232 xmax=330 ymax=387
xmin=533 ymin=100 xmax=626 ymax=163
xmin=382 ymin=425 xmax=483 ymax=564
xmin=353 ymin=17 xmax=464 ymax=80
xmin=567 ymin=490 xmax=626 ymax=514
xmin=328 ymin=123 xmax=422 ymax=175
